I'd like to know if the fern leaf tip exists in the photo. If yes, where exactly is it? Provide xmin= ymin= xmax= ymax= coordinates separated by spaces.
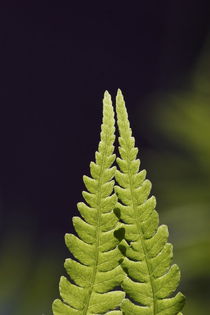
xmin=116 ymin=88 xmax=125 ymax=105
xmin=117 ymin=88 xmax=122 ymax=95
xmin=103 ymin=90 xmax=112 ymax=105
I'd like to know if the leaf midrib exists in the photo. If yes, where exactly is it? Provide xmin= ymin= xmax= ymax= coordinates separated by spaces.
xmin=83 ymin=127 xmax=111 ymax=315
xmin=119 ymin=134 xmax=156 ymax=314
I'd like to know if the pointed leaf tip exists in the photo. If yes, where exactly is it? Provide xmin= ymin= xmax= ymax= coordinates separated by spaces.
xmin=103 ymin=90 xmax=112 ymax=105
xmin=116 ymin=89 xmax=124 ymax=105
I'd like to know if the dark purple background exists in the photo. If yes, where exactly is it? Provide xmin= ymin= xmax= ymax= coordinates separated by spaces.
xmin=0 ymin=2 xmax=210 ymax=249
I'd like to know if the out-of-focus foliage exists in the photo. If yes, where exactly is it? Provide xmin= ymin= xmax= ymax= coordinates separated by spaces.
xmin=0 ymin=230 xmax=61 ymax=315
xmin=145 ymin=43 xmax=210 ymax=314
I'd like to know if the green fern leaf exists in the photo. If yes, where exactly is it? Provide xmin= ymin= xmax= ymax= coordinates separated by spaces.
xmin=115 ymin=89 xmax=185 ymax=315
xmin=52 ymin=91 xmax=125 ymax=315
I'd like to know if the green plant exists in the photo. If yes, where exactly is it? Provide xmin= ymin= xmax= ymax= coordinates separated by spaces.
xmin=52 ymin=90 xmax=185 ymax=314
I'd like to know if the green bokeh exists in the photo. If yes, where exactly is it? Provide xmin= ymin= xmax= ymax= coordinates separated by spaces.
xmin=144 ymin=43 xmax=210 ymax=314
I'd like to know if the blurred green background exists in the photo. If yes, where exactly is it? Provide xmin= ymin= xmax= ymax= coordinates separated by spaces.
xmin=1 ymin=3 xmax=210 ymax=314
xmin=138 ymin=43 xmax=210 ymax=314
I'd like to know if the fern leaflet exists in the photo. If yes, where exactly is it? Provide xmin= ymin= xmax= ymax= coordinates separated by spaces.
xmin=115 ymin=89 xmax=185 ymax=315
xmin=52 ymin=91 xmax=125 ymax=315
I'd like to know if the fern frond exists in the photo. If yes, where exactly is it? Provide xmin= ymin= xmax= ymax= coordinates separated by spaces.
xmin=115 ymin=89 xmax=185 ymax=315
xmin=52 ymin=91 xmax=125 ymax=315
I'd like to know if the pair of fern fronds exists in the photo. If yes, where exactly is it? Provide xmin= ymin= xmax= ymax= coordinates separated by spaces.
xmin=52 ymin=90 xmax=185 ymax=315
